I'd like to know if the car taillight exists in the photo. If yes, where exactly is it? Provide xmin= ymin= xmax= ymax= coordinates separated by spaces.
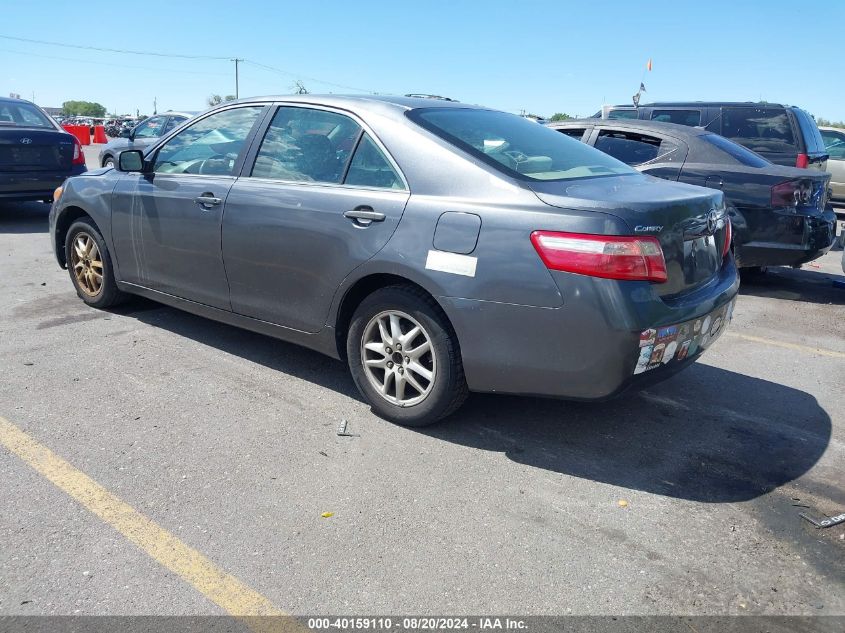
xmin=722 ymin=217 xmax=732 ymax=258
xmin=771 ymin=179 xmax=814 ymax=208
xmin=71 ymin=138 xmax=85 ymax=165
xmin=530 ymin=231 xmax=668 ymax=283
xmin=796 ymin=153 xmax=809 ymax=168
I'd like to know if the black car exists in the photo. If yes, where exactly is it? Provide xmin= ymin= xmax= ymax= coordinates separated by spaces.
xmin=549 ymin=119 xmax=836 ymax=269
xmin=0 ymin=98 xmax=87 ymax=202
xmin=597 ymin=102 xmax=828 ymax=171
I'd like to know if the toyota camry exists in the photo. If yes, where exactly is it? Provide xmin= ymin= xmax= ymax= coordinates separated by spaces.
xmin=50 ymin=96 xmax=738 ymax=426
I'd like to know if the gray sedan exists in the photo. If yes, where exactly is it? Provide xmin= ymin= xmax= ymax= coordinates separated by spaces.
xmin=50 ymin=96 xmax=738 ymax=426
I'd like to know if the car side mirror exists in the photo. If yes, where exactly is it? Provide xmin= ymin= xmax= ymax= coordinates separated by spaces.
xmin=117 ymin=150 xmax=145 ymax=172
xmin=119 ymin=128 xmax=132 ymax=139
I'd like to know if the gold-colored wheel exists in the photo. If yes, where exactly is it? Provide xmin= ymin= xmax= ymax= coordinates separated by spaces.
xmin=69 ymin=232 xmax=104 ymax=297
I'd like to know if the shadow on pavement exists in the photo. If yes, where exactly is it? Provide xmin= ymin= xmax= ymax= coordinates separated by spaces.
xmin=0 ymin=201 xmax=50 ymax=234
xmin=120 ymin=298 xmax=831 ymax=505
xmin=740 ymin=265 xmax=845 ymax=305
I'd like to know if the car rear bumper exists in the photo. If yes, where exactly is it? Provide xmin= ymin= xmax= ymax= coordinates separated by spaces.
xmin=0 ymin=165 xmax=87 ymax=202
xmin=736 ymin=208 xmax=837 ymax=268
xmin=439 ymin=257 xmax=739 ymax=400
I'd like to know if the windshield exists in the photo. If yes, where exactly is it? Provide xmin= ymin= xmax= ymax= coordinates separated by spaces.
xmin=409 ymin=108 xmax=635 ymax=181
xmin=703 ymin=133 xmax=770 ymax=168
xmin=0 ymin=102 xmax=55 ymax=128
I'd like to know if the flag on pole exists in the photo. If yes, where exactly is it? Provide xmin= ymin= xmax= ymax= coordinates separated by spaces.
xmin=640 ymin=83 xmax=647 ymax=92
xmin=647 ymin=59 xmax=653 ymax=71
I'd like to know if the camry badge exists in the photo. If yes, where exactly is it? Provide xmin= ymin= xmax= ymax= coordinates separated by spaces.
xmin=634 ymin=225 xmax=663 ymax=232
xmin=20 ymin=138 xmax=32 ymax=144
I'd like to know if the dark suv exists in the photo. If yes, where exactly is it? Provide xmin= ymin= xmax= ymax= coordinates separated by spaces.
xmin=598 ymin=102 xmax=828 ymax=170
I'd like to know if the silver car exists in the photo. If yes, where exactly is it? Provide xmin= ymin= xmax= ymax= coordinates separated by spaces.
xmin=819 ymin=126 xmax=845 ymax=201
xmin=51 ymin=96 xmax=738 ymax=426
xmin=98 ymin=111 xmax=194 ymax=168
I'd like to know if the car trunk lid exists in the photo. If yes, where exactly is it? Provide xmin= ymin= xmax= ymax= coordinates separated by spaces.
xmin=0 ymin=128 xmax=74 ymax=172
xmin=528 ymin=174 xmax=729 ymax=298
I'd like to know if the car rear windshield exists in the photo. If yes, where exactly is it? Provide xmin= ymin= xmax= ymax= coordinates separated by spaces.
xmin=720 ymin=107 xmax=796 ymax=153
xmin=0 ymin=102 xmax=54 ymax=128
xmin=702 ymin=133 xmax=770 ymax=167
xmin=409 ymin=108 xmax=635 ymax=181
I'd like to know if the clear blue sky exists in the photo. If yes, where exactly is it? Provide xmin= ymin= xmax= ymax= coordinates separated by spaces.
xmin=2 ymin=0 xmax=843 ymax=120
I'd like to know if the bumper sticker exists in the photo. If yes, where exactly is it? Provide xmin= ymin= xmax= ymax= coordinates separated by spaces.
xmin=633 ymin=299 xmax=735 ymax=375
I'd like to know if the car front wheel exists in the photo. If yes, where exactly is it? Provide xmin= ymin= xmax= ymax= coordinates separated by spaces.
xmin=65 ymin=219 xmax=127 ymax=309
xmin=347 ymin=285 xmax=467 ymax=426
xmin=103 ymin=156 xmax=114 ymax=168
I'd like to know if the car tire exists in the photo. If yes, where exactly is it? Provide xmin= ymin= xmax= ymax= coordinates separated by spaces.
xmin=347 ymin=285 xmax=468 ymax=426
xmin=102 ymin=156 xmax=114 ymax=168
xmin=65 ymin=219 xmax=127 ymax=309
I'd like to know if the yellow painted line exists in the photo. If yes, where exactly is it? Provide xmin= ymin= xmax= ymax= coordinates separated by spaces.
xmin=0 ymin=415 xmax=286 ymax=622
xmin=725 ymin=332 xmax=845 ymax=359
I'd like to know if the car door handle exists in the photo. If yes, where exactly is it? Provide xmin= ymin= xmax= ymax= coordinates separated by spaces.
xmin=194 ymin=194 xmax=222 ymax=208
xmin=344 ymin=208 xmax=385 ymax=226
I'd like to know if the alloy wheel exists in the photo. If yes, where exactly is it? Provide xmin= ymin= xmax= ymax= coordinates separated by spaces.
xmin=70 ymin=232 xmax=104 ymax=297
xmin=361 ymin=310 xmax=436 ymax=407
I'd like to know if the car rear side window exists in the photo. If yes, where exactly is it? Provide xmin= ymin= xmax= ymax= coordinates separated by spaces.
xmin=0 ymin=102 xmax=53 ymax=128
xmin=702 ymin=133 xmax=769 ymax=167
xmin=153 ymin=106 xmax=263 ymax=176
xmin=410 ymin=108 xmax=634 ymax=181
xmin=792 ymin=108 xmax=826 ymax=154
xmin=594 ymin=130 xmax=674 ymax=166
xmin=650 ymin=109 xmax=701 ymax=126
xmin=720 ymin=107 xmax=796 ymax=153
xmin=345 ymin=134 xmax=405 ymax=189
xmin=251 ymin=107 xmax=361 ymax=184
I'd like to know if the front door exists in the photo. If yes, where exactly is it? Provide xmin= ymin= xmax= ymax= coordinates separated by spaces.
xmin=111 ymin=105 xmax=265 ymax=309
xmin=222 ymin=105 xmax=409 ymax=332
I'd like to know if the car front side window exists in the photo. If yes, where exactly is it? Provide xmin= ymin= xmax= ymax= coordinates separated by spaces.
xmin=251 ymin=107 xmax=362 ymax=184
xmin=152 ymin=106 xmax=263 ymax=176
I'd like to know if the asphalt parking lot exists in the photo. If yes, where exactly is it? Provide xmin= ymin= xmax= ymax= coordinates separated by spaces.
xmin=0 ymin=157 xmax=843 ymax=616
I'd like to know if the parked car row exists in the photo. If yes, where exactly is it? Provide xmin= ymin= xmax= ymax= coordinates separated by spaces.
xmin=549 ymin=117 xmax=837 ymax=270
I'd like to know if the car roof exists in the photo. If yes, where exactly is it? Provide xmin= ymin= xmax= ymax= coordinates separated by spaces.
xmin=606 ymin=101 xmax=789 ymax=109
xmin=0 ymin=97 xmax=40 ymax=107
xmin=225 ymin=94 xmax=482 ymax=117
xmin=548 ymin=118 xmax=713 ymax=140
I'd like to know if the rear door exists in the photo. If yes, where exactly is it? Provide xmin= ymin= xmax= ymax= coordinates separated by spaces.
xmin=111 ymin=105 xmax=266 ymax=308
xmin=222 ymin=104 xmax=410 ymax=333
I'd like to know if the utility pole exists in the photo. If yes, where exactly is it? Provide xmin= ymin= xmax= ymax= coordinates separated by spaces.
xmin=231 ymin=58 xmax=244 ymax=99
xmin=153 ymin=96 xmax=157 ymax=115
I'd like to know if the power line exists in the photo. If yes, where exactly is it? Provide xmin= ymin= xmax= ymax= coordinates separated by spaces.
xmin=0 ymin=33 xmax=384 ymax=96
xmin=0 ymin=34 xmax=231 ymax=60
xmin=242 ymin=59 xmax=377 ymax=94
xmin=0 ymin=47 xmax=230 ymax=76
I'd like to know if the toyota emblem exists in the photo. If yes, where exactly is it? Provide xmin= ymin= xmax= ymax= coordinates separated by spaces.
xmin=706 ymin=210 xmax=719 ymax=235
xmin=20 ymin=138 xmax=32 ymax=144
